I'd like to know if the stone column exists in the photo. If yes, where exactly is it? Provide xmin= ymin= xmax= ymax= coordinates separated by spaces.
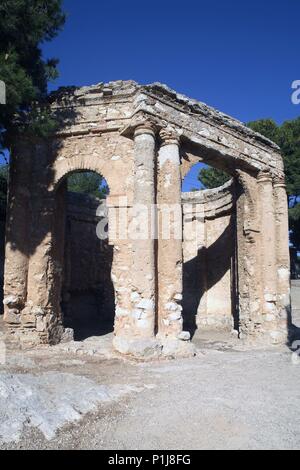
xmin=235 ymin=171 xmax=262 ymax=338
xmin=273 ymin=176 xmax=290 ymax=326
xmin=257 ymin=170 xmax=278 ymax=325
xmin=157 ymin=129 xmax=184 ymax=338
xmin=106 ymin=195 xmax=134 ymax=338
xmin=124 ymin=122 xmax=157 ymax=342
xmin=3 ymin=143 xmax=32 ymax=329
xmin=24 ymin=191 xmax=64 ymax=345
xmin=22 ymin=141 xmax=65 ymax=346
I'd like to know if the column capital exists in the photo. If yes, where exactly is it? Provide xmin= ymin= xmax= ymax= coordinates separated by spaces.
xmin=273 ymin=175 xmax=286 ymax=188
xmin=159 ymin=128 xmax=180 ymax=147
xmin=133 ymin=120 xmax=157 ymax=139
xmin=257 ymin=169 xmax=273 ymax=183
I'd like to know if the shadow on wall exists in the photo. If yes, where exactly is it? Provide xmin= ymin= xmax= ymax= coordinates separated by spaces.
xmin=182 ymin=215 xmax=238 ymax=338
xmin=287 ymin=315 xmax=300 ymax=347
xmin=6 ymin=87 xmax=80 ymax=258
xmin=62 ymin=288 xmax=115 ymax=341
xmin=60 ymin=191 xmax=115 ymax=341
xmin=3 ymin=90 xmax=118 ymax=339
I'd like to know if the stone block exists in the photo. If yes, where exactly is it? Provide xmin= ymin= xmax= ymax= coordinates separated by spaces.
xmin=4 ymin=310 xmax=21 ymax=324
xmin=113 ymin=336 xmax=162 ymax=359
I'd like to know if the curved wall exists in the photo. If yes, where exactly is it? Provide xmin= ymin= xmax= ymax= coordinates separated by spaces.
xmin=182 ymin=180 xmax=236 ymax=330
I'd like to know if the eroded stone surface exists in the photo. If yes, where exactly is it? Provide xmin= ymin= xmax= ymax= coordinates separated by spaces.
xmin=3 ymin=80 xmax=290 ymax=356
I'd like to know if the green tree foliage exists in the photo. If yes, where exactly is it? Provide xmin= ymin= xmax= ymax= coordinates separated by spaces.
xmin=0 ymin=0 xmax=66 ymax=146
xmin=67 ymin=172 xmax=109 ymax=199
xmin=198 ymin=167 xmax=230 ymax=189
xmin=247 ymin=118 xmax=279 ymax=143
xmin=277 ymin=119 xmax=300 ymax=203
xmin=247 ymin=118 xmax=300 ymax=205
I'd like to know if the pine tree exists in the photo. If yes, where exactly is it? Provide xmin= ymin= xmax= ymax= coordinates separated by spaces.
xmin=0 ymin=0 xmax=66 ymax=148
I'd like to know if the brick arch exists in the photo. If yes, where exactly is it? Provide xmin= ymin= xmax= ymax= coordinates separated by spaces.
xmin=48 ymin=131 xmax=134 ymax=199
xmin=50 ymin=154 xmax=123 ymax=196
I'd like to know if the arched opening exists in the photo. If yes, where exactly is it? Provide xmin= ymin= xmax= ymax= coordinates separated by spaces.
xmin=54 ymin=170 xmax=115 ymax=341
xmin=181 ymin=161 xmax=238 ymax=338
xmin=182 ymin=162 xmax=231 ymax=193
xmin=0 ymin=161 xmax=9 ymax=338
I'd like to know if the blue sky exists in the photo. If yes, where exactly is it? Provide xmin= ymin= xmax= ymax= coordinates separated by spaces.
xmin=41 ymin=0 xmax=300 ymax=190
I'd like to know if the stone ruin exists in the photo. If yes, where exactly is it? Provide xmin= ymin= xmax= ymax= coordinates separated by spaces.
xmin=2 ymin=80 xmax=291 ymax=357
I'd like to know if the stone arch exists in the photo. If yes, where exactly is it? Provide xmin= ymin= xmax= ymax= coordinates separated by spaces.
xmin=51 ymin=154 xmax=120 ymax=197
xmin=179 ymin=154 xmax=240 ymax=333
xmin=53 ymin=167 xmax=114 ymax=341
xmin=48 ymin=133 xmax=134 ymax=200
xmin=181 ymin=177 xmax=238 ymax=333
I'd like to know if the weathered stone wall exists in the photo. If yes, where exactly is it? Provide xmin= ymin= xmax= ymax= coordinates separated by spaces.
xmin=182 ymin=180 xmax=235 ymax=332
xmin=3 ymin=80 xmax=290 ymax=355
xmin=63 ymin=192 xmax=111 ymax=293
xmin=62 ymin=192 xmax=114 ymax=340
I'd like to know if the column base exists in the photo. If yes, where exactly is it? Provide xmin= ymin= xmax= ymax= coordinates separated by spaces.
xmin=3 ymin=303 xmax=66 ymax=348
xmin=239 ymin=320 xmax=288 ymax=346
xmin=113 ymin=334 xmax=196 ymax=359
xmin=3 ymin=326 xmax=65 ymax=349
xmin=160 ymin=337 xmax=196 ymax=358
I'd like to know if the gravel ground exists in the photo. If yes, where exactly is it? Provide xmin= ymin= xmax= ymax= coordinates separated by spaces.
xmin=0 ymin=283 xmax=299 ymax=450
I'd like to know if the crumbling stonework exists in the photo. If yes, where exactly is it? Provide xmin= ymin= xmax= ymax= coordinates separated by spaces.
xmin=182 ymin=180 xmax=235 ymax=331
xmin=3 ymin=80 xmax=290 ymax=357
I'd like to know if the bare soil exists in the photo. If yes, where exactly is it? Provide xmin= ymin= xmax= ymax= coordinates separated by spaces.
xmin=0 ymin=283 xmax=300 ymax=450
